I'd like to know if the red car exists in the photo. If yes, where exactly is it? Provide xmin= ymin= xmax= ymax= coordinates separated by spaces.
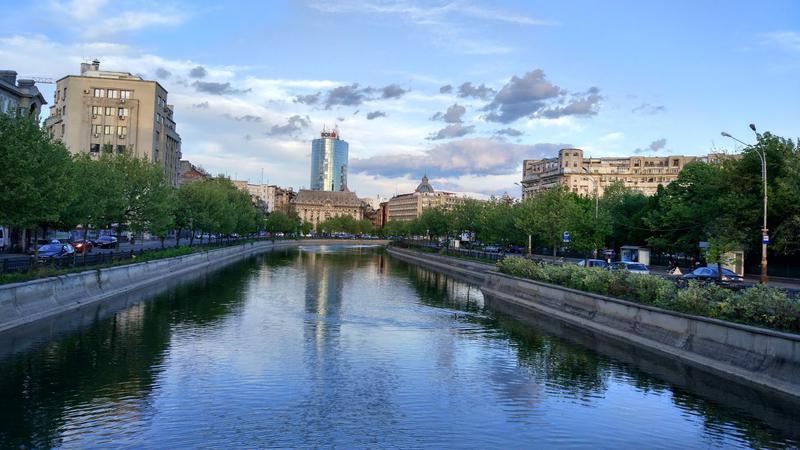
xmin=72 ymin=240 xmax=94 ymax=253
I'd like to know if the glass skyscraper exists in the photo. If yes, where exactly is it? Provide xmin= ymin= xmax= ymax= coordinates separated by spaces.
xmin=310 ymin=128 xmax=349 ymax=191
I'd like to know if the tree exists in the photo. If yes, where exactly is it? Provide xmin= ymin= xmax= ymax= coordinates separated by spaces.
xmin=63 ymin=154 xmax=127 ymax=252
xmin=481 ymin=201 xmax=524 ymax=248
xmin=0 ymin=114 xmax=74 ymax=251
xmin=600 ymin=182 xmax=650 ymax=250
xmin=643 ymin=162 xmax=729 ymax=254
xmin=105 ymin=153 xmax=171 ymax=247
xmin=515 ymin=186 xmax=579 ymax=260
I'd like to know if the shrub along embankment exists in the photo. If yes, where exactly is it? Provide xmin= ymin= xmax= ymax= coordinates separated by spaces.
xmin=497 ymin=257 xmax=800 ymax=333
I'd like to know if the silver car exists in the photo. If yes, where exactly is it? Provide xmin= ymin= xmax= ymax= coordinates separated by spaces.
xmin=610 ymin=261 xmax=650 ymax=274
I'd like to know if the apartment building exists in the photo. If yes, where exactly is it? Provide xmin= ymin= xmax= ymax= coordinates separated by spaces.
xmin=0 ymin=70 xmax=46 ymax=118
xmin=233 ymin=181 xmax=296 ymax=214
xmin=45 ymin=60 xmax=182 ymax=185
xmin=521 ymin=148 xmax=709 ymax=199
xmin=385 ymin=175 xmax=465 ymax=222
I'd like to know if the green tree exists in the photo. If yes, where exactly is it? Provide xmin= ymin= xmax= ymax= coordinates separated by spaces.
xmin=64 ymin=154 xmax=126 ymax=251
xmin=515 ymin=186 xmax=579 ymax=260
xmin=0 ymin=114 xmax=74 ymax=252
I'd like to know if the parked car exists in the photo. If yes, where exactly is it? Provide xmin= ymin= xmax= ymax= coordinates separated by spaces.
xmin=94 ymin=235 xmax=118 ymax=248
xmin=32 ymin=243 xmax=76 ymax=262
xmin=72 ymin=240 xmax=93 ymax=253
xmin=577 ymin=259 xmax=609 ymax=269
xmin=610 ymin=261 xmax=651 ymax=274
xmin=483 ymin=245 xmax=502 ymax=253
xmin=683 ymin=267 xmax=744 ymax=284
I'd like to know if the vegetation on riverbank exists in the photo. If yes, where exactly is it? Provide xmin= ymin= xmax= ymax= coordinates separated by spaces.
xmin=0 ymin=240 xmax=258 ymax=286
xmin=497 ymin=256 xmax=800 ymax=333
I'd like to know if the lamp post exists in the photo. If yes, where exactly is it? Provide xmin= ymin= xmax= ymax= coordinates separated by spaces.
xmin=582 ymin=168 xmax=600 ymax=258
xmin=721 ymin=124 xmax=768 ymax=284
xmin=514 ymin=181 xmax=532 ymax=257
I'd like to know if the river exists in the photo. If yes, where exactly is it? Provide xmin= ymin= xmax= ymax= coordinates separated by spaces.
xmin=0 ymin=245 xmax=797 ymax=448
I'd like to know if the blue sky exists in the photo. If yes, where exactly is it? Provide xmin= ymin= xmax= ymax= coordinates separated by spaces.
xmin=1 ymin=0 xmax=798 ymax=200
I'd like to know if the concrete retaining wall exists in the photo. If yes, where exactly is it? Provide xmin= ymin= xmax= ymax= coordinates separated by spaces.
xmin=386 ymin=247 xmax=492 ymax=285
xmin=387 ymin=247 xmax=800 ymax=401
xmin=0 ymin=239 xmax=387 ymax=334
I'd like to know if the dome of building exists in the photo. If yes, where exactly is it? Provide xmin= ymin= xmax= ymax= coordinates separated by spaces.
xmin=415 ymin=175 xmax=435 ymax=193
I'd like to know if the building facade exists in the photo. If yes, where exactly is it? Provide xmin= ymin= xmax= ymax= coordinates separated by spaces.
xmin=292 ymin=190 xmax=365 ymax=231
xmin=233 ymin=181 xmax=295 ymax=214
xmin=44 ymin=60 xmax=182 ymax=185
xmin=386 ymin=175 xmax=464 ymax=222
xmin=521 ymin=148 xmax=706 ymax=199
xmin=0 ymin=70 xmax=46 ymax=118
xmin=310 ymin=128 xmax=349 ymax=191
xmin=179 ymin=160 xmax=210 ymax=184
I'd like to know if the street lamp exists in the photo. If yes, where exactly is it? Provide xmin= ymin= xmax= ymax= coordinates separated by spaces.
xmin=582 ymin=168 xmax=600 ymax=258
xmin=721 ymin=124 xmax=768 ymax=284
xmin=581 ymin=168 xmax=599 ymax=220
xmin=514 ymin=182 xmax=533 ymax=257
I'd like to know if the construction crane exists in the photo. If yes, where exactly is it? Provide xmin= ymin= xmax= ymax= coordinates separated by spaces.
xmin=19 ymin=77 xmax=55 ymax=84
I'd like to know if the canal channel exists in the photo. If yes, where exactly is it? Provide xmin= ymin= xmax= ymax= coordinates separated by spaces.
xmin=0 ymin=245 xmax=797 ymax=448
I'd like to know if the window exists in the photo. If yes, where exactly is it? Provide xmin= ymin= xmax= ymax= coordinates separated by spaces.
xmin=104 ymin=125 xmax=112 ymax=135
xmin=90 ymin=144 xmax=100 ymax=153
xmin=156 ymin=113 xmax=162 ymax=123
xmin=673 ymin=159 xmax=680 ymax=167
xmin=92 ymin=106 xmax=102 ymax=116
xmin=61 ymin=124 xmax=65 ymax=136
xmin=62 ymin=88 xmax=66 ymax=100
xmin=117 ymin=126 xmax=127 ymax=136
xmin=118 ymin=107 xmax=128 ymax=118
xmin=55 ymin=90 xmax=60 ymax=102
xmin=120 ymin=90 xmax=131 ymax=99
xmin=104 ymin=107 xmax=113 ymax=116
xmin=93 ymin=88 xmax=105 ymax=97
xmin=107 ymin=89 xmax=118 ymax=99
xmin=93 ymin=124 xmax=103 ymax=134
xmin=116 ymin=145 xmax=125 ymax=154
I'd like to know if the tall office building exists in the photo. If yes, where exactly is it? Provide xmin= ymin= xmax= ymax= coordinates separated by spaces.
xmin=44 ymin=60 xmax=182 ymax=185
xmin=310 ymin=127 xmax=348 ymax=191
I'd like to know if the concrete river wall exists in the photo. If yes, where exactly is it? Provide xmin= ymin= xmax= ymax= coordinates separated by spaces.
xmin=387 ymin=247 xmax=800 ymax=401
xmin=0 ymin=240 xmax=387 ymax=334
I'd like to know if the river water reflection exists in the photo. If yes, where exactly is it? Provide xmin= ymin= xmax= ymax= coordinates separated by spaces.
xmin=0 ymin=245 xmax=797 ymax=448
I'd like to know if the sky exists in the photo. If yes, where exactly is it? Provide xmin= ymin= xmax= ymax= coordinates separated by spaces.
xmin=1 ymin=0 xmax=798 ymax=200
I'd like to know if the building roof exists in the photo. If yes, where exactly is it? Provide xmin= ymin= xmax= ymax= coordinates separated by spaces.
xmin=415 ymin=175 xmax=434 ymax=193
xmin=0 ymin=71 xmax=47 ymax=105
xmin=292 ymin=189 xmax=363 ymax=207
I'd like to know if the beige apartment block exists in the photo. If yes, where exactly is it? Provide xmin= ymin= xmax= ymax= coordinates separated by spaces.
xmin=44 ymin=60 xmax=182 ymax=185
xmin=386 ymin=175 xmax=465 ymax=222
xmin=520 ymin=148 xmax=727 ymax=199
xmin=233 ymin=181 xmax=295 ymax=214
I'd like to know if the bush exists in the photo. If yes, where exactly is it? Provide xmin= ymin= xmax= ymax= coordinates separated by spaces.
xmin=496 ymin=256 xmax=799 ymax=333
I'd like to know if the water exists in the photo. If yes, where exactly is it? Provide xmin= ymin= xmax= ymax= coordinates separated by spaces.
xmin=0 ymin=245 xmax=797 ymax=449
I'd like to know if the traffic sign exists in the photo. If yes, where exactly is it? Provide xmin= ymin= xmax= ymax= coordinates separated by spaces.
xmin=763 ymin=235 xmax=769 ymax=244
xmin=562 ymin=231 xmax=570 ymax=243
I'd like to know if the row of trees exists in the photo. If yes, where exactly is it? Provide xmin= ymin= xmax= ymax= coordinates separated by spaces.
xmin=0 ymin=114 xmax=264 ymax=251
xmin=388 ymin=132 xmax=800 ymax=265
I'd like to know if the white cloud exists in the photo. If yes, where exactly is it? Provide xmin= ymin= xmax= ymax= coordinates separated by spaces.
xmin=599 ymin=132 xmax=624 ymax=142
xmin=763 ymin=31 xmax=800 ymax=54
xmin=48 ymin=0 xmax=186 ymax=38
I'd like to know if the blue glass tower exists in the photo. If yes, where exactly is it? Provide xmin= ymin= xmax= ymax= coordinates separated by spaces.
xmin=310 ymin=128 xmax=349 ymax=191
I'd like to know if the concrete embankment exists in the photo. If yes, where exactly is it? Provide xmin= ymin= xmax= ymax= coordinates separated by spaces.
xmin=0 ymin=239 xmax=386 ymax=334
xmin=387 ymin=247 xmax=800 ymax=401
